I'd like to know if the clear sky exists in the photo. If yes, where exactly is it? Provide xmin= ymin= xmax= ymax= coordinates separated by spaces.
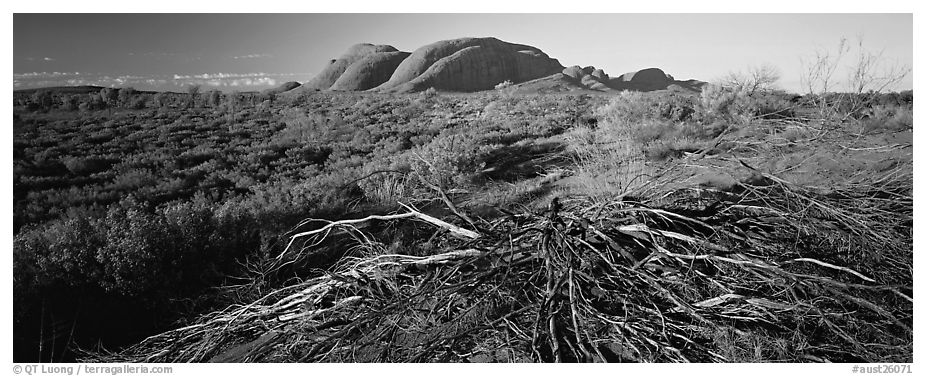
xmin=13 ymin=13 xmax=913 ymax=93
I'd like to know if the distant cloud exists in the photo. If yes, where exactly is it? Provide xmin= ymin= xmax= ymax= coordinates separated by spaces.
xmin=142 ymin=52 xmax=180 ymax=57
xmin=232 ymin=54 xmax=273 ymax=60
xmin=170 ymin=72 xmax=306 ymax=88
xmin=14 ymin=71 xmax=86 ymax=89
xmin=125 ymin=52 xmax=201 ymax=62
xmin=14 ymin=71 xmax=310 ymax=91
xmin=15 ymin=72 xmax=81 ymax=78
xmin=172 ymin=72 xmax=274 ymax=80
xmin=14 ymin=72 xmax=162 ymax=89
xmin=19 ymin=56 xmax=58 ymax=62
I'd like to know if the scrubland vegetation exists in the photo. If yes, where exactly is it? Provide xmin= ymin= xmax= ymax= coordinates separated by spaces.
xmin=13 ymin=74 xmax=912 ymax=362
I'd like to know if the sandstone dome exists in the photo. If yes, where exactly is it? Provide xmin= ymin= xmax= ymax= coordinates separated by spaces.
xmin=303 ymin=43 xmax=400 ymax=90
xmin=373 ymin=37 xmax=564 ymax=93
xmin=616 ymin=67 xmax=671 ymax=90
xmin=301 ymin=38 xmax=701 ymax=94
xmin=330 ymin=51 xmax=411 ymax=91
xmin=560 ymin=65 xmax=612 ymax=91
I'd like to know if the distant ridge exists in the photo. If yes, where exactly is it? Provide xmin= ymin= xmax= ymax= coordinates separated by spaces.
xmin=14 ymin=86 xmax=106 ymax=94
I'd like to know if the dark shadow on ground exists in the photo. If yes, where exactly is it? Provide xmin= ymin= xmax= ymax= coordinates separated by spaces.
xmin=475 ymin=141 xmax=569 ymax=183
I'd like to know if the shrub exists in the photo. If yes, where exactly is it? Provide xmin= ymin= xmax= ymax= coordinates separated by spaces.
xmin=257 ymin=100 xmax=272 ymax=115
xmin=61 ymin=156 xmax=113 ymax=175
xmin=356 ymin=162 xmax=415 ymax=207
xmin=596 ymin=91 xmax=696 ymax=128
xmin=595 ymin=92 xmax=716 ymax=149
xmin=207 ymin=90 xmax=222 ymax=108
xmin=60 ymin=94 xmax=79 ymax=111
xmin=31 ymin=90 xmax=53 ymax=111
xmin=13 ymin=230 xmax=42 ymax=295
xmin=14 ymin=214 xmax=105 ymax=290
xmin=410 ymin=132 xmax=491 ymax=189
xmin=42 ymin=215 xmax=106 ymax=283
xmin=129 ymin=96 xmax=147 ymax=110
xmin=88 ymin=93 xmax=106 ymax=110
xmin=481 ymin=101 xmax=502 ymax=120
xmin=111 ymin=169 xmax=158 ymax=191
xmin=153 ymin=92 xmax=169 ymax=108
xmin=186 ymin=85 xmax=201 ymax=108
xmin=696 ymin=84 xmax=756 ymax=124
xmin=859 ymin=104 xmax=913 ymax=133
xmin=100 ymin=87 xmax=119 ymax=108
xmin=160 ymin=195 xmax=224 ymax=287
xmin=751 ymin=92 xmax=795 ymax=119
xmin=719 ymin=64 xmax=781 ymax=96
xmin=96 ymin=198 xmax=174 ymax=295
xmin=118 ymin=87 xmax=137 ymax=108
xmin=420 ymin=87 xmax=438 ymax=100
xmin=801 ymin=36 xmax=911 ymax=124
xmin=564 ymin=123 xmax=653 ymax=201
xmin=626 ymin=119 xmax=678 ymax=145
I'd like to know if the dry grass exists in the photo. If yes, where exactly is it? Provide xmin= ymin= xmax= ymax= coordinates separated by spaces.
xmin=563 ymin=124 xmax=658 ymax=203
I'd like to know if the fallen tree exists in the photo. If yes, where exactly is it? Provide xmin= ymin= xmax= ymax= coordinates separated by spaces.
xmin=84 ymin=164 xmax=912 ymax=363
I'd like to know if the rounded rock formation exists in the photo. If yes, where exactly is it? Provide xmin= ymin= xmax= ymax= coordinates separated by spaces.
xmin=618 ymin=67 xmax=671 ymax=90
xmin=562 ymin=66 xmax=584 ymax=80
xmin=304 ymin=43 xmax=399 ymax=90
xmin=374 ymin=37 xmax=564 ymax=93
xmin=560 ymin=65 xmax=611 ymax=91
xmin=330 ymin=51 xmax=411 ymax=91
xmin=301 ymin=38 xmax=702 ymax=94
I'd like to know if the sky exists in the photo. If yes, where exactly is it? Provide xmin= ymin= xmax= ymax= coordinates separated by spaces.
xmin=13 ymin=13 xmax=913 ymax=93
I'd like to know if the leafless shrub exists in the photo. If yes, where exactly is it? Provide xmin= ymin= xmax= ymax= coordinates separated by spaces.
xmin=801 ymin=36 xmax=910 ymax=125
xmin=720 ymin=64 xmax=782 ymax=95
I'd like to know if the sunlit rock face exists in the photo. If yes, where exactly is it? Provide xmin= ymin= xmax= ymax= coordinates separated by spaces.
xmin=303 ymin=43 xmax=400 ymax=90
xmin=371 ymin=37 xmax=564 ymax=93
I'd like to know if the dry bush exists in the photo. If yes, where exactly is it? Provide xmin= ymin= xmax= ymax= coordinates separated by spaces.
xmin=779 ymin=126 xmax=813 ymax=143
xmin=564 ymin=122 xmax=654 ymax=202
xmin=354 ymin=163 xmax=416 ymax=207
xmin=589 ymin=93 xmax=723 ymax=166
xmin=564 ymin=93 xmax=722 ymax=201
xmin=720 ymin=64 xmax=782 ymax=96
xmin=408 ymin=132 xmax=492 ymax=189
xmin=697 ymin=84 xmax=759 ymax=125
xmin=856 ymin=104 xmax=913 ymax=134
xmin=801 ymin=36 xmax=911 ymax=125
xmin=60 ymin=156 xmax=114 ymax=175
xmin=598 ymin=91 xmax=696 ymax=126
